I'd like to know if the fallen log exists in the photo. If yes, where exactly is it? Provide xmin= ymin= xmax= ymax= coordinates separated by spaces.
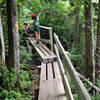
xmin=78 ymin=72 xmax=100 ymax=93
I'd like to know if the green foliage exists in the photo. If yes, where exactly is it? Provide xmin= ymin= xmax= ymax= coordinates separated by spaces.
xmin=0 ymin=66 xmax=33 ymax=100
xmin=1 ymin=0 xmax=99 ymax=99
xmin=70 ymin=48 xmax=85 ymax=72
xmin=19 ymin=70 xmax=31 ymax=89
xmin=91 ymin=93 xmax=100 ymax=100
xmin=20 ymin=46 xmax=32 ymax=63
xmin=73 ymin=94 xmax=78 ymax=100
xmin=0 ymin=45 xmax=33 ymax=99
xmin=54 ymin=1 xmax=70 ymax=15
xmin=2 ymin=90 xmax=22 ymax=100
xmin=71 ymin=48 xmax=82 ymax=61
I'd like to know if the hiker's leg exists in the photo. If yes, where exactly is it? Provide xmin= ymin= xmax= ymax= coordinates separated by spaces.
xmin=39 ymin=32 xmax=40 ymax=40
xmin=35 ymin=32 xmax=39 ymax=40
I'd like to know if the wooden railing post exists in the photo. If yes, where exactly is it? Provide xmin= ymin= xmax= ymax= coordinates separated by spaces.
xmin=49 ymin=28 xmax=53 ymax=52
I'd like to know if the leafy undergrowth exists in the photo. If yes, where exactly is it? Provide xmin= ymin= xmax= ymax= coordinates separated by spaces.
xmin=0 ymin=69 xmax=32 ymax=100
xmin=70 ymin=81 xmax=100 ymax=100
xmin=0 ymin=46 xmax=40 ymax=100
xmin=0 ymin=68 xmax=40 ymax=100
xmin=70 ymin=48 xmax=100 ymax=100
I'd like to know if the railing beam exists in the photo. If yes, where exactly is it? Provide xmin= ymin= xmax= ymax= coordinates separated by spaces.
xmin=54 ymin=33 xmax=91 ymax=100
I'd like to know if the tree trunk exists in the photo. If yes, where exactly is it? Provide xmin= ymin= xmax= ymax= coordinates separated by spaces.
xmin=0 ymin=11 xmax=6 ymax=67
xmin=6 ymin=0 xmax=19 ymax=75
xmin=96 ymin=0 xmax=100 ymax=82
xmin=84 ymin=0 xmax=95 ymax=81
xmin=74 ymin=7 xmax=80 ymax=48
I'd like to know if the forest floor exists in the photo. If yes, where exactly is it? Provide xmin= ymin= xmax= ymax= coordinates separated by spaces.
xmin=31 ymin=68 xmax=40 ymax=100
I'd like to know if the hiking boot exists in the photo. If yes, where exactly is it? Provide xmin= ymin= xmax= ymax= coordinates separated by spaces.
xmin=35 ymin=40 xmax=40 ymax=44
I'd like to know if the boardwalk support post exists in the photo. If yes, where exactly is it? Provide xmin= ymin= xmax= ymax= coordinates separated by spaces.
xmin=49 ymin=28 xmax=53 ymax=52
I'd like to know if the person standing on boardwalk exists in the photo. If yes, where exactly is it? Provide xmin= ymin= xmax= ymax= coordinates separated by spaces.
xmin=31 ymin=11 xmax=42 ymax=44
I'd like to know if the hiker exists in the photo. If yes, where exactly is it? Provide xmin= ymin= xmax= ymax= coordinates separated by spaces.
xmin=31 ymin=11 xmax=42 ymax=44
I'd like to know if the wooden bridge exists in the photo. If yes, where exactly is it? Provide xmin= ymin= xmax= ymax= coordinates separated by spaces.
xmin=28 ymin=26 xmax=91 ymax=100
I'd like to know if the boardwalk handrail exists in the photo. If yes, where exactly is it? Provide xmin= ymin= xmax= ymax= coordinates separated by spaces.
xmin=39 ymin=25 xmax=53 ymax=52
xmin=54 ymin=33 xmax=91 ymax=100
xmin=54 ymin=44 xmax=74 ymax=100
xmin=39 ymin=25 xmax=52 ymax=30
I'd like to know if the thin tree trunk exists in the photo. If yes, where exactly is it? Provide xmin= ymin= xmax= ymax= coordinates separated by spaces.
xmin=96 ymin=0 xmax=100 ymax=82
xmin=0 ymin=11 xmax=6 ymax=67
xmin=84 ymin=0 xmax=95 ymax=81
xmin=6 ymin=0 xmax=19 ymax=75
xmin=74 ymin=7 xmax=80 ymax=48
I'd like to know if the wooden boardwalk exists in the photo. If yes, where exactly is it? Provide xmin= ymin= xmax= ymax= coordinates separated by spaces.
xmin=29 ymin=37 xmax=67 ymax=100
xmin=29 ymin=32 xmax=91 ymax=100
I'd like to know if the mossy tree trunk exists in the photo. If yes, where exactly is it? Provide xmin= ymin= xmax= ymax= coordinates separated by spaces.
xmin=74 ymin=6 xmax=80 ymax=48
xmin=84 ymin=0 xmax=95 ymax=82
xmin=6 ymin=0 xmax=19 ymax=75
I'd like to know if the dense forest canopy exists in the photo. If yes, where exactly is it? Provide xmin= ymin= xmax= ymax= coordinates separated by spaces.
xmin=0 ymin=0 xmax=100 ymax=100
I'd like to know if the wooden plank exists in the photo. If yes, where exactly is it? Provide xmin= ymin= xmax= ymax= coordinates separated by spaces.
xmin=38 ymin=43 xmax=56 ymax=62
xmin=47 ymin=63 xmax=58 ymax=100
xmin=40 ymin=43 xmax=56 ymax=59
xmin=38 ymin=63 xmax=49 ymax=100
xmin=54 ymin=33 xmax=91 ymax=100
xmin=37 ymin=43 xmax=51 ymax=59
xmin=37 ymin=44 xmax=47 ymax=56
xmin=41 ymin=43 xmax=56 ymax=57
xmin=38 ymin=42 xmax=56 ymax=61
xmin=53 ymin=62 xmax=65 ymax=89
xmin=47 ymin=63 xmax=53 ymax=80
xmin=40 ymin=63 xmax=46 ymax=81
xmin=28 ymin=37 xmax=47 ymax=60
xmin=53 ymin=62 xmax=67 ymax=100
